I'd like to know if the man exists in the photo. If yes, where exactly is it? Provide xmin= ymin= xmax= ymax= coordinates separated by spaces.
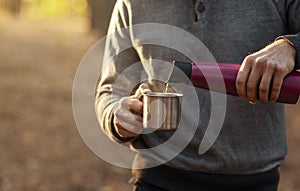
xmin=96 ymin=0 xmax=300 ymax=190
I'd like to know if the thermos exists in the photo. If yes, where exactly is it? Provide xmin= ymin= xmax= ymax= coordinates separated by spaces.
xmin=173 ymin=61 xmax=300 ymax=104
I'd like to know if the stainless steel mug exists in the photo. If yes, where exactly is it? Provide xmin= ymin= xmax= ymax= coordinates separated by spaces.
xmin=143 ymin=92 xmax=182 ymax=131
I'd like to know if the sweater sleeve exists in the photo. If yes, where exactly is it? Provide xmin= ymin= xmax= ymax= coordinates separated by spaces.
xmin=95 ymin=0 xmax=142 ymax=143
xmin=278 ymin=0 xmax=300 ymax=70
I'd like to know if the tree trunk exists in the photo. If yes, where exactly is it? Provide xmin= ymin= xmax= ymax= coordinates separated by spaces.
xmin=1 ymin=0 xmax=21 ymax=16
xmin=87 ymin=0 xmax=116 ymax=36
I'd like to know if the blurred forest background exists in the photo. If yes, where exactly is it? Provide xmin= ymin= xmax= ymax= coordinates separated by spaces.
xmin=0 ymin=0 xmax=299 ymax=190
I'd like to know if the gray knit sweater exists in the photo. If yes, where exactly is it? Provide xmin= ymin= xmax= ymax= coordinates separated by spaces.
xmin=96 ymin=0 xmax=300 ymax=175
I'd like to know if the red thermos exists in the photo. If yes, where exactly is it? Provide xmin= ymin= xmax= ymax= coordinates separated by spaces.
xmin=174 ymin=61 xmax=300 ymax=104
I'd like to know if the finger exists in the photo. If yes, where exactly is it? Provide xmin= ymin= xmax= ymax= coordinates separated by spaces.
xmin=116 ymin=128 xmax=136 ymax=138
xmin=142 ymin=88 xmax=151 ymax=94
xmin=258 ymin=64 xmax=274 ymax=102
xmin=246 ymin=70 xmax=261 ymax=102
xmin=121 ymin=111 xmax=143 ymax=127
xmin=128 ymin=98 xmax=143 ymax=114
xmin=115 ymin=125 xmax=139 ymax=138
xmin=259 ymin=73 xmax=272 ymax=102
xmin=133 ymin=83 xmax=151 ymax=98
xmin=236 ymin=56 xmax=252 ymax=99
xmin=259 ymin=65 xmax=274 ymax=102
xmin=270 ymin=72 xmax=284 ymax=102
xmin=114 ymin=104 xmax=143 ymax=128
xmin=115 ymin=118 xmax=143 ymax=136
xmin=120 ymin=97 xmax=130 ymax=107
xmin=140 ymin=83 xmax=151 ymax=92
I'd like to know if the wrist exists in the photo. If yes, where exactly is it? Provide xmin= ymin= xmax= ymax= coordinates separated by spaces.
xmin=276 ymin=35 xmax=300 ymax=71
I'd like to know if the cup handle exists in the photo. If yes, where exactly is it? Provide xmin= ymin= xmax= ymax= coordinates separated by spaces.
xmin=137 ymin=94 xmax=144 ymax=117
xmin=138 ymin=94 xmax=144 ymax=102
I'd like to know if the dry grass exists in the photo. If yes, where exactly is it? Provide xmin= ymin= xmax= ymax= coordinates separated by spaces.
xmin=0 ymin=12 xmax=299 ymax=191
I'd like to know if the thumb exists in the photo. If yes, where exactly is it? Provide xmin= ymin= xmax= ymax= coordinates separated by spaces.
xmin=133 ymin=83 xmax=151 ymax=98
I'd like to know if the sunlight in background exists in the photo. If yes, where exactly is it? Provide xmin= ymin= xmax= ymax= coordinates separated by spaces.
xmin=0 ymin=0 xmax=88 ymax=18
xmin=23 ymin=0 xmax=88 ymax=18
xmin=0 ymin=0 xmax=115 ymax=35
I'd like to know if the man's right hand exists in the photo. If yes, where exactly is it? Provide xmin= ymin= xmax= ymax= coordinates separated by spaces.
xmin=113 ymin=83 xmax=151 ymax=138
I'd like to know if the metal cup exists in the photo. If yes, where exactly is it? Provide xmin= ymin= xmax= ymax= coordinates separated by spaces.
xmin=143 ymin=92 xmax=182 ymax=131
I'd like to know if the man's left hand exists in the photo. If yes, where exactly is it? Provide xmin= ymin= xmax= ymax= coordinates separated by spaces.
xmin=236 ymin=39 xmax=296 ymax=103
